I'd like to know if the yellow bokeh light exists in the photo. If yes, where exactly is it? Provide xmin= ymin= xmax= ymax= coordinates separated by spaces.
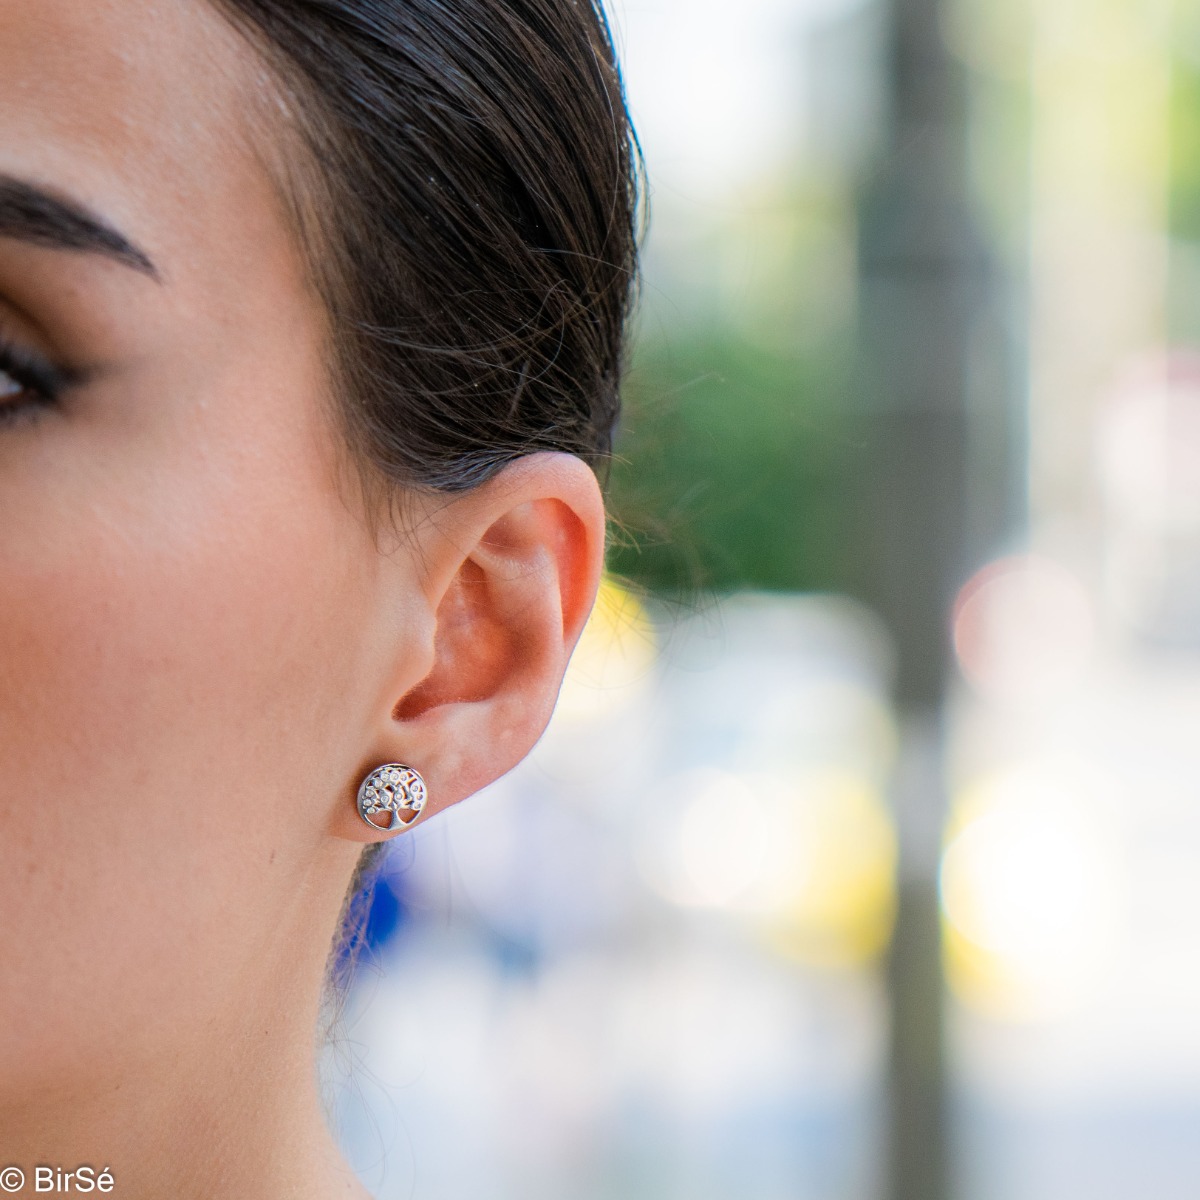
xmin=555 ymin=576 xmax=657 ymax=724
xmin=752 ymin=770 xmax=897 ymax=969
xmin=941 ymin=762 xmax=1126 ymax=1020
xmin=637 ymin=767 xmax=897 ymax=969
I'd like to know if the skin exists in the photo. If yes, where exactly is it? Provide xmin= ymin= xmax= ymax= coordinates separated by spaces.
xmin=0 ymin=2 xmax=605 ymax=1197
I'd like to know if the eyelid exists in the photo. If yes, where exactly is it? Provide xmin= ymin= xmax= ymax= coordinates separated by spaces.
xmin=0 ymin=335 xmax=78 ymax=400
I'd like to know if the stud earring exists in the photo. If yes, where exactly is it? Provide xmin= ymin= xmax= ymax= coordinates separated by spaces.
xmin=357 ymin=763 xmax=428 ymax=833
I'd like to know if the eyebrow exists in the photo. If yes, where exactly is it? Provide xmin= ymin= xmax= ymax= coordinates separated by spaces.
xmin=0 ymin=174 xmax=159 ymax=280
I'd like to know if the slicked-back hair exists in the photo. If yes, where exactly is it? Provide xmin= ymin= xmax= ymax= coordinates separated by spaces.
xmin=214 ymin=0 xmax=640 ymax=498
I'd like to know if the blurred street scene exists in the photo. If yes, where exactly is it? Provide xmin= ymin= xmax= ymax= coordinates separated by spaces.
xmin=326 ymin=0 xmax=1200 ymax=1195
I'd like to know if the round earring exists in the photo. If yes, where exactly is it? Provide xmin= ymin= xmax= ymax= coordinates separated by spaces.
xmin=357 ymin=763 xmax=428 ymax=833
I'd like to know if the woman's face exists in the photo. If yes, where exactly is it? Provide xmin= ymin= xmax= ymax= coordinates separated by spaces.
xmin=0 ymin=0 xmax=410 ymax=1097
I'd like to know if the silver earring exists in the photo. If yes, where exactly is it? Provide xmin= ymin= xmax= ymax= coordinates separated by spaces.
xmin=357 ymin=763 xmax=428 ymax=833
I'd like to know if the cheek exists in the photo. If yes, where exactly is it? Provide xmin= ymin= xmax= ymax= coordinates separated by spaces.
xmin=3 ymin=501 xmax=354 ymax=782
xmin=0 ymin=409 xmax=379 ymax=1082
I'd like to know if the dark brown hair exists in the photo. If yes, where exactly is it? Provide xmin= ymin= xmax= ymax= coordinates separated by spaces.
xmin=210 ymin=0 xmax=640 ymax=978
xmin=214 ymin=0 xmax=640 ymax=499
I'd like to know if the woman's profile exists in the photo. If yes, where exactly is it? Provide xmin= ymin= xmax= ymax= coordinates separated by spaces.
xmin=0 ymin=1 xmax=638 ymax=1196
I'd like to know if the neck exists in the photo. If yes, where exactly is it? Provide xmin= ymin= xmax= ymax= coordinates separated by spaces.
xmin=1 ymin=856 xmax=371 ymax=1200
xmin=2 ymin=1003 xmax=366 ymax=1200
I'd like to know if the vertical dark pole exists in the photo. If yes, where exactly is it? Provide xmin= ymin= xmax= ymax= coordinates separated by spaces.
xmin=852 ymin=0 xmax=1007 ymax=1195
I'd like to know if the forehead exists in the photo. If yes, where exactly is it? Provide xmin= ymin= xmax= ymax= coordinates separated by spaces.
xmin=0 ymin=0 xmax=289 ymax=290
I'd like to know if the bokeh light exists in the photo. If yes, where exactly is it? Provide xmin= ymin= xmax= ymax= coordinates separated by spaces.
xmin=637 ymin=765 xmax=896 ymax=966
xmin=941 ymin=761 xmax=1126 ymax=1020
xmin=553 ymin=575 xmax=657 ymax=725
xmin=953 ymin=555 xmax=1096 ymax=703
xmin=636 ymin=768 xmax=770 ymax=908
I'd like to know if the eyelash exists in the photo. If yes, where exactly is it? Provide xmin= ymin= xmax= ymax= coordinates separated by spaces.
xmin=0 ymin=337 xmax=71 ymax=426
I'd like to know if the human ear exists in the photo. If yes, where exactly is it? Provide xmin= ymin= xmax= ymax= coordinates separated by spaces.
xmin=339 ymin=452 xmax=605 ymax=842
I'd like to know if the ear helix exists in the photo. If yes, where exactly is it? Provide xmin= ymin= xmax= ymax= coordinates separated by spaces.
xmin=356 ymin=763 xmax=428 ymax=834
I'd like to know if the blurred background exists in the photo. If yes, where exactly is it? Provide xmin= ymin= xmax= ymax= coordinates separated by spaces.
xmin=325 ymin=0 xmax=1200 ymax=1195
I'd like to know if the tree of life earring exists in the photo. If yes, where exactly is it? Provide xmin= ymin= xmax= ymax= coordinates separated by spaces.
xmin=356 ymin=763 xmax=428 ymax=833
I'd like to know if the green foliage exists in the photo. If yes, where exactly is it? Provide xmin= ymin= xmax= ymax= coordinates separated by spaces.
xmin=606 ymin=322 xmax=860 ymax=595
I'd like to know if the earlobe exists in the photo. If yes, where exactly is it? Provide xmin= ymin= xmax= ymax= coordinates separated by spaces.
xmin=344 ymin=452 xmax=605 ymax=840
